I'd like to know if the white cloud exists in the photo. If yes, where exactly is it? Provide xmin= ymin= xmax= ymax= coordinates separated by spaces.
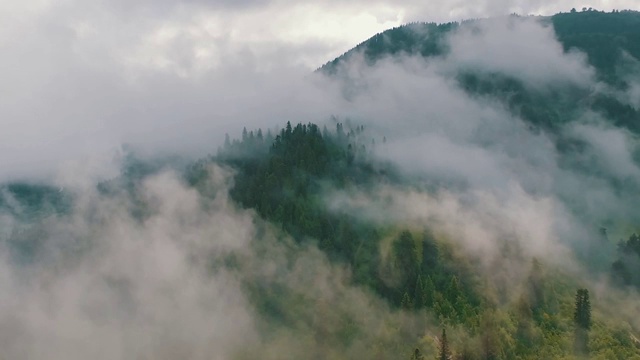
xmin=0 ymin=0 xmax=638 ymax=181
xmin=446 ymin=16 xmax=594 ymax=87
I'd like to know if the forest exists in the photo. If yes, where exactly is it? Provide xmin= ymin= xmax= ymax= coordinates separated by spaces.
xmin=1 ymin=8 xmax=640 ymax=360
xmin=184 ymin=119 xmax=640 ymax=359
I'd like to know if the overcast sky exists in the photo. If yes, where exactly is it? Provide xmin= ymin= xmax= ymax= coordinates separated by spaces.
xmin=1 ymin=0 xmax=638 ymax=181
xmin=4 ymin=0 xmax=637 ymax=70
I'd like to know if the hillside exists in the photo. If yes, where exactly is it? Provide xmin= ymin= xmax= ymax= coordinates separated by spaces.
xmin=321 ymin=10 xmax=640 ymax=84
xmin=320 ymin=10 xmax=640 ymax=134
xmin=194 ymin=121 xmax=640 ymax=359
xmin=2 ymin=9 xmax=640 ymax=360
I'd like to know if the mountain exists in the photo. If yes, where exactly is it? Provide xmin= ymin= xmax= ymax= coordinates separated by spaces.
xmin=321 ymin=10 xmax=640 ymax=84
xmin=321 ymin=10 xmax=640 ymax=134
xmin=201 ymin=10 xmax=640 ymax=359
xmin=3 ymin=9 xmax=640 ymax=360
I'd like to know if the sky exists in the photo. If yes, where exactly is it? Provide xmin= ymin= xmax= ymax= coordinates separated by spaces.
xmin=1 ymin=0 xmax=639 ymax=182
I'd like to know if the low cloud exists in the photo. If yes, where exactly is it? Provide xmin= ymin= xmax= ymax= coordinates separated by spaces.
xmin=0 ymin=164 xmax=438 ymax=359
xmin=446 ymin=16 xmax=594 ymax=88
xmin=0 ymin=166 xmax=257 ymax=359
xmin=319 ymin=15 xmax=640 ymax=312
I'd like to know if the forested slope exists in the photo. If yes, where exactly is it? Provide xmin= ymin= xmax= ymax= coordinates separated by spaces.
xmin=184 ymin=122 xmax=640 ymax=359
xmin=2 ymin=9 xmax=640 ymax=360
xmin=321 ymin=10 xmax=640 ymax=134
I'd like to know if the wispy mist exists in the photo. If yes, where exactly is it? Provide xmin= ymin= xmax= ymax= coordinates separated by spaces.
xmin=3 ymin=2 xmax=640 ymax=358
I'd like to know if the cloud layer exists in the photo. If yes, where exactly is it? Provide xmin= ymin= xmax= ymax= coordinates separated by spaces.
xmin=1 ymin=0 xmax=638 ymax=181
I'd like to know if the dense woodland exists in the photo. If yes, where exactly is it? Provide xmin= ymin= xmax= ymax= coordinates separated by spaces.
xmin=322 ymin=9 xmax=640 ymax=135
xmin=2 ymin=8 xmax=640 ymax=359
xmin=187 ymin=121 xmax=638 ymax=359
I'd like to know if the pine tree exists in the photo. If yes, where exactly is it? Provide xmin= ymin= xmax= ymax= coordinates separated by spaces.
xmin=410 ymin=348 xmax=424 ymax=360
xmin=286 ymin=121 xmax=292 ymax=134
xmin=423 ymin=276 xmax=435 ymax=308
xmin=527 ymin=258 xmax=545 ymax=312
xmin=446 ymin=276 xmax=461 ymax=302
xmin=573 ymin=288 xmax=591 ymax=355
xmin=394 ymin=231 xmax=418 ymax=288
xmin=582 ymin=290 xmax=591 ymax=329
xmin=401 ymin=291 xmax=413 ymax=310
xmin=574 ymin=289 xmax=591 ymax=329
xmin=438 ymin=327 xmax=451 ymax=360
xmin=414 ymin=275 xmax=425 ymax=308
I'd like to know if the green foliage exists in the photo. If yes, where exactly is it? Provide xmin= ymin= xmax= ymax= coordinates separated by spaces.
xmin=410 ymin=348 xmax=425 ymax=360
xmin=552 ymin=10 xmax=640 ymax=86
xmin=401 ymin=291 xmax=413 ymax=310
xmin=211 ymin=123 xmax=484 ymax=319
xmin=574 ymin=289 xmax=592 ymax=330
xmin=189 ymin=121 xmax=640 ymax=359
xmin=0 ymin=182 xmax=71 ymax=220
xmin=0 ymin=182 xmax=72 ymax=263
xmin=320 ymin=22 xmax=456 ymax=74
xmin=573 ymin=288 xmax=592 ymax=355
xmin=438 ymin=328 xmax=451 ymax=360
xmin=320 ymin=11 xmax=640 ymax=136
xmin=611 ymin=233 xmax=640 ymax=288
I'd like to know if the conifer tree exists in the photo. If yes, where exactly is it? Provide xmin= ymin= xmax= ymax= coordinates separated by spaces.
xmin=423 ymin=276 xmax=435 ymax=308
xmin=410 ymin=348 xmax=424 ymax=360
xmin=573 ymin=289 xmax=591 ymax=329
xmin=527 ymin=258 xmax=545 ymax=312
xmin=414 ymin=275 xmax=425 ymax=308
xmin=573 ymin=288 xmax=591 ymax=355
xmin=401 ymin=291 xmax=413 ymax=310
xmin=439 ymin=327 xmax=451 ymax=360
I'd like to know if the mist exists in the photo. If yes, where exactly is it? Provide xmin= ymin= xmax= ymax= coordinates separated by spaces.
xmin=331 ymin=16 xmax=640 ymax=237
xmin=320 ymin=15 xmax=640 ymax=325
xmin=3 ymin=1 xmax=640 ymax=358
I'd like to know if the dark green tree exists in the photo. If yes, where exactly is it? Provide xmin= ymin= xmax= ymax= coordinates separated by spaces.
xmin=573 ymin=289 xmax=591 ymax=330
xmin=610 ymin=233 xmax=640 ymax=288
xmin=423 ymin=276 xmax=435 ymax=308
xmin=394 ymin=231 xmax=419 ymax=291
xmin=285 ymin=121 xmax=292 ymax=136
xmin=410 ymin=348 xmax=424 ymax=360
xmin=573 ymin=288 xmax=591 ymax=355
xmin=401 ymin=291 xmax=413 ymax=310
xmin=414 ymin=275 xmax=425 ymax=309
xmin=438 ymin=327 xmax=451 ymax=360
xmin=526 ymin=258 xmax=545 ymax=314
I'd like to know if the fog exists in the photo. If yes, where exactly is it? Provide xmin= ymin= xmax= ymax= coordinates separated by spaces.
xmin=2 ymin=1 xmax=640 ymax=358
xmin=1 ymin=0 xmax=637 ymax=181
xmin=0 ymin=167 xmax=256 ymax=359
xmin=0 ymin=165 xmax=436 ymax=359
xmin=321 ymin=16 xmax=640 ymax=316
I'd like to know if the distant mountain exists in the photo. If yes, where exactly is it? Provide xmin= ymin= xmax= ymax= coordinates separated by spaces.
xmin=3 ymin=10 xmax=640 ymax=359
xmin=321 ymin=10 xmax=640 ymax=83
xmin=551 ymin=9 xmax=640 ymax=83
xmin=320 ymin=10 xmax=640 ymax=134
